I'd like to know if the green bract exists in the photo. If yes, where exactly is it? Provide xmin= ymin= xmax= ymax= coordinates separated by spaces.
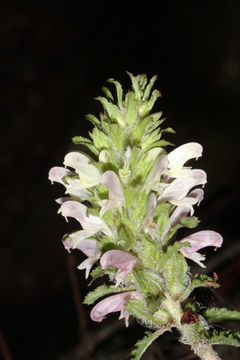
xmin=49 ymin=73 xmax=239 ymax=360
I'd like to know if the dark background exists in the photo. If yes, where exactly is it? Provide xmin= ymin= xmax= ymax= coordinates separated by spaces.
xmin=1 ymin=1 xmax=240 ymax=359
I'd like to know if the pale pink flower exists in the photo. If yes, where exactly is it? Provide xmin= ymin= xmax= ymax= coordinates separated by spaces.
xmin=169 ymin=188 xmax=204 ymax=217
xmin=145 ymin=154 xmax=168 ymax=192
xmin=59 ymin=201 xmax=112 ymax=247
xmin=90 ymin=291 xmax=141 ymax=327
xmin=64 ymin=151 xmax=101 ymax=187
xmin=166 ymin=142 xmax=203 ymax=178
xmin=99 ymin=170 xmax=125 ymax=217
xmin=63 ymin=236 xmax=101 ymax=278
xmin=100 ymin=250 xmax=140 ymax=286
xmin=159 ymin=169 xmax=206 ymax=204
xmin=179 ymin=230 xmax=223 ymax=267
xmin=143 ymin=193 xmax=158 ymax=238
xmin=48 ymin=166 xmax=73 ymax=184
xmin=48 ymin=166 xmax=90 ymax=201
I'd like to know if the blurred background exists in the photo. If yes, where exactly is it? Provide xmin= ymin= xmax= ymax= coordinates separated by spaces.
xmin=1 ymin=1 xmax=240 ymax=359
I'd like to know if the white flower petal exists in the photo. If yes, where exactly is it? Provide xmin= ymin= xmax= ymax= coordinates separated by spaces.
xmin=59 ymin=201 xmax=87 ymax=223
xmin=64 ymin=152 xmax=90 ymax=169
xmin=48 ymin=167 xmax=72 ymax=185
xmin=145 ymin=154 xmax=168 ymax=191
xmin=100 ymin=171 xmax=125 ymax=215
xmin=77 ymin=257 xmax=99 ymax=278
xmin=81 ymin=214 xmax=113 ymax=237
xmin=76 ymin=163 xmax=101 ymax=187
xmin=168 ymin=142 xmax=203 ymax=171
xmin=169 ymin=205 xmax=191 ymax=228
xmin=101 ymin=171 xmax=125 ymax=204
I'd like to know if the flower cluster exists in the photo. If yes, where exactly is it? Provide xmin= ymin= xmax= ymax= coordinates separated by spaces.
xmin=49 ymin=74 xmax=229 ymax=360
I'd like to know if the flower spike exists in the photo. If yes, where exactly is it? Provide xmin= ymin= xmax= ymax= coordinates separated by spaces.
xmin=49 ymin=74 xmax=229 ymax=360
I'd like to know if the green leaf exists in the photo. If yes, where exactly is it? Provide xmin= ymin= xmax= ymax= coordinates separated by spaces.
xmin=84 ymin=285 xmax=115 ymax=305
xmin=133 ymin=268 xmax=163 ymax=296
xmin=180 ymin=216 xmax=199 ymax=228
xmin=72 ymin=136 xmax=99 ymax=156
xmin=204 ymin=308 xmax=240 ymax=322
xmin=161 ymin=127 xmax=176 ymax=134
xmin=182 ymin=274 xmax=219 ymax=300
xmin=159 ymin=241 xmax=189 ymax=270
xmin=140 ymin=239 xmax=160 ymax=271
xmin=125 ymin=299 xmax=168 ymax=327
xmin=84 ymin=284 xmax=135 ymax=305
xmin=127 ymin=72 xmax=141 ymax=101
xmin=138 ymin=74 xmax=148 ymax=92
xmin=102 ymin=86 xmax=114 ymax=102
xmin=108 ymin=78 xmax=123 ymax=109
xmin=85 ymin=113 xmax=101 ymax=127
xmin=72 ymin=135 xmax=92 ymax=145
xmin=96 ymin=96 xmax=125 ymax=126
xmin=130 ymin=328 xmax=168 ymax=360
xmin=202 ymin=329 xmax=240 ymax=347
xmin=90 ymin=266 xmax=104 ymax=280
xmin=89 ymin=127 xmax=109 ymax=150
xmin=143 ymin=75 xmax=157 ymax=101
xmin=139 ymin=89 xmax=161 ymax=117
xmin=143 ymin=139 xmax=174 ymax=153
xmin=125 ymin=91 xmax=138 ymax=125
xmin=163 ymin=253 xmax=188 ymax=299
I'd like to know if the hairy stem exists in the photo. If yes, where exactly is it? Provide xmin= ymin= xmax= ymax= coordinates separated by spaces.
xmin=191 ymin=343 xmax=221 ymax=360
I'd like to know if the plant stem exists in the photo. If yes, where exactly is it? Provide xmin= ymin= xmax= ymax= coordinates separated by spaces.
xmin=191 ymin=343 xmax=221 ymax=360
xmin=162 ymin=294 xmax=221 ymax=360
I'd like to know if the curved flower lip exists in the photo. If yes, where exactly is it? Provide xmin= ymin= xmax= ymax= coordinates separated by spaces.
xmin=99 ymin=170 xmax=126 ymax=217
xmin=100 ymin=250 xmax=140 ymax=286
xmin=170 ymin=188 xmax=204 ymax=216
xmin=159 ymin=169 xmax=207 ymax=203
xmin=167 ymin=142 xmax=203 ymax=174
xmin=49 ymin=166 xmax=90 ymax=201
xmin=90 ymin=291 xmax=140 ymax=327
xmin=59 ymin=201 xmax=112 ymax=239
xmin=64 ymin=151 xmax=90 ymax=168
xmin=179 ymin=230 xmax=223 ymax=268
xmin=48 ymin=167 xmax=73 ymax=185
xmin=64 ymin=151 xmax=101 ymax=187
xmin=63 ymin=236 xmax=101 ymax=278
xmin=59 ymin=200 xmax=87 ymax=223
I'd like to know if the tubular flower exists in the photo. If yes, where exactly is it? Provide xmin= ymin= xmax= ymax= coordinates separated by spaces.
xmin=99 ymin=170 xmax=126 ymax=217
xmin=145 ymin=154 xmax=168 ymax=193
xmin=169 ymin=188 xmax=204 ymax=218
xmin=143 ymin=193 xmax=158 ymax=238
xmin=179 ymin=230 xmax=223 ymax=267
xmin=64 ymin=151 xmax=101 ymax=187
xmin=59 ymin=201 xmax=112 ymax=247
xmin=165 ymin=142 xmax=203 ymax=178
xmin=48 ymin=166 xmax=90 ymax=202
xmin=90 ymin=291 xmax=141 ymax=327
xmin=158 ymin=169 xmax=207 ymax=205
xmin=63 ymin=236 xmax=101 ymax=278
xmin=100 ymin=250 xmax=140 ymax=286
